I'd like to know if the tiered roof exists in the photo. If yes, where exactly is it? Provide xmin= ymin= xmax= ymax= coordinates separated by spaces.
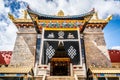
xmin=8 ymin=8 xmax=112 ymax=33
xmin=27 ymin=8 xmax=95 ymax=33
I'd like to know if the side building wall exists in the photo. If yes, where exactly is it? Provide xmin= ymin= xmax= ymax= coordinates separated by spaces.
xmin=83 ymin=27 xmax=111 ymax=68
xmin=10 ymin=27 xmax=37 ymax=67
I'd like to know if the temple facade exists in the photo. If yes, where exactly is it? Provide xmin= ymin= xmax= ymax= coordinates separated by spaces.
xmin=1 ymin=8 xmax=120 ymax=80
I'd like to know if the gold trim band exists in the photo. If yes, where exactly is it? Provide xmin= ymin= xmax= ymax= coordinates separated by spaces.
xmin=44 ymin=28 xmax=79 ymax=31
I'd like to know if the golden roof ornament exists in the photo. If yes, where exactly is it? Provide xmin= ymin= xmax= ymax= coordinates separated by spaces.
xmin=57 ymin=10 xmax=64 ymax=16
xmin=106 ymin=15 xmax=112 ymax=21
xmin=94 ymin=12 xmax=98 ymax=19
xmin=24 ymin=10 xmax=27 ymax=19
xmin=91 ymin=12 xmax=99 ymax=20
xmin=8 ymin=13 xmax=15 ymax=21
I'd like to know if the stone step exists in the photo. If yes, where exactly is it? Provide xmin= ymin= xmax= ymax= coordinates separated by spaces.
xmin=46 ymin=76 xmax=75 ymax=80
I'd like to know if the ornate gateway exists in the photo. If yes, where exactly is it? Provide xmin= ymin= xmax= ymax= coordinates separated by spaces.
xmin=7 ymin=7 xmax=112 ymax=80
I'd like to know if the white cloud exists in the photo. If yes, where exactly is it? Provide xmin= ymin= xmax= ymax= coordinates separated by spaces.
xmin=0 ymin=0 xmax=120 ymax=51
xmin=19 ymin=0 xmax=120 ymax=18
xmin=111 ymin=46 xmax=120 ymax=50
xmin=0 ymin=0 xmax=5 ymax=14
xmin=92 ymin=0 xmax=120 ymax=18
xmin=0 ymin=0 xmax=17 ymax=51
xmin=0 ymin=21 xmax=17 ymax=51
xmin=0 ymin=45 xmax=15 ymax=51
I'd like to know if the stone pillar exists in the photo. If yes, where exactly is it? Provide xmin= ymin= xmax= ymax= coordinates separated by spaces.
xmin=70 ymin=63 xmax=73 ymax=76
xmin=93 ymin=75 xmax=97 ymax=80
xmin=67 ymin=62 xmax=70 ymax=76
xmin=105 ymin=77 xmax=108 ymax=80
xmin=23 ymin=74 xmax=28 ymax=80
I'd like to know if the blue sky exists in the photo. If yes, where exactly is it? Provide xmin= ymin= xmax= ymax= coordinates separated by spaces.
xmin=103 ymin=16 xmax=120 ymax=49
xmin=0 ymin=0 xmax=120 ymax=50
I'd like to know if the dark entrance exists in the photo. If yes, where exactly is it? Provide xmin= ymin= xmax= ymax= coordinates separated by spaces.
xmin=50 ymin=41 xmax=71 ymax=76
xmin=50 ymin=58 xmax=70 ymax=76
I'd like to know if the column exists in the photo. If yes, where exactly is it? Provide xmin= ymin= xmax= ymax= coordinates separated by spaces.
xmin=23 ymin=74 xmax=28 ymax=80
xmin=50 ymin=62 xmax=53 ymax=76
xmin=119 ymin=77 xmax=120 ymax=80
xmin=93 ymin=78 xmax=97 ymax=80
xmin=70 ymin=63 xmax=73 ymax=76
xmin=93 ymin=77 xmax=97 ymax=80
xmin=105 ymin=77 xmax=108 ymax=80
xmin=68 ymin=62 xmax=70 ymax=76
xmin=93 ymin=75 xmax=98 ymax=80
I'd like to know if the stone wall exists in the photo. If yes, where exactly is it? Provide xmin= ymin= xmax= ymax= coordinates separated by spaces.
xmin=83 ymin=27 xmax=111 ymax=68
xmin=10 ymin=27 xmax=37 ymax=67
xmin=17 ymin=33 xmax=37 ymax=55
xmin=17 ymin=27 xmax=37 ymax=55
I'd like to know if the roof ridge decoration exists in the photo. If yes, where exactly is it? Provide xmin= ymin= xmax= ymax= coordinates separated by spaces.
xmin=8 ymin=13 xmax=15 ymax=21
xmin=105 ymin=15 xmax=112 ymax=22
xmin=57 ymin=10 xmax=64 ymax=16
xmin=89 ymin=10 xmax=112 ymax=23
xmin=8 ymin=10 xmax=32 ymax=22
xmin=91 ymin=12 xmax=99 ymax=20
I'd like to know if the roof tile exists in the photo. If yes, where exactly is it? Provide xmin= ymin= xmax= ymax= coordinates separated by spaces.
xmin=108 ymin=50 xmax=120 ymax=63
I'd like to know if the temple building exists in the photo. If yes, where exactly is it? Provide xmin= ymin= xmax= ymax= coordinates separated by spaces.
xmin=0 ymin=7 xmax=120 ymax=80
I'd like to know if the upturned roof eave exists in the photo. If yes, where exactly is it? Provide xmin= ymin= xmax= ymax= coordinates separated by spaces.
xmin=27 ymin=8 xmax=95 ymax=19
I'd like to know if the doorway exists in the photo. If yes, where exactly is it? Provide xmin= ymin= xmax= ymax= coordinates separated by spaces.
xmin=50 ymin=41 xmax=71 ymax=76
xmin=50 ymin=58 xmax=70 ymax=76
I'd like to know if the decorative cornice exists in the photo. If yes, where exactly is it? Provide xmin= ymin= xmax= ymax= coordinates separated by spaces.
xmin=44 ymin=28 xmax=79 ymax=31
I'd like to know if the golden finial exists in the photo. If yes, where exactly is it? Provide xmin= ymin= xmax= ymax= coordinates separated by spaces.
xmin=57 ymin=10 xmax=64 ymax=16
xmin=91 ymin=12 xmax=99 ymax=20
xmin=106 ymin=15 xmax=112 ymax=21
xmin=8 ymin=13 xmax=14 ymax=21
xmin=94 ymin=12 xmax=98 ymax=19
xmin=24 ymin=10 xmax=27 ymax=19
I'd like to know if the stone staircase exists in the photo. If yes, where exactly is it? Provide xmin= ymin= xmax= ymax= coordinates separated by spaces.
xmin=46 ymin=76 xmax=75 ymax=80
